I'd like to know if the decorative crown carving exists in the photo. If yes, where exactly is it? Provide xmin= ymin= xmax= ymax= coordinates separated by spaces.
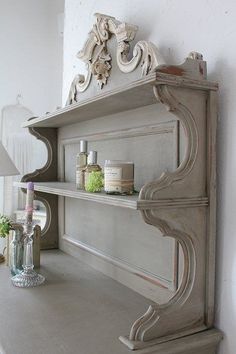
xmin=66 ymin=13 xmax=165 ymax=105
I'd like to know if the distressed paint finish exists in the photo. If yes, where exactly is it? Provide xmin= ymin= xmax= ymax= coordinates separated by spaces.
xmin=21 ymin=127 xmax=58 ymax=249
xmin=17 ymin=13 xmax=222 ymax=354
xmin=66 ymin=13 xmax=165 ymax=104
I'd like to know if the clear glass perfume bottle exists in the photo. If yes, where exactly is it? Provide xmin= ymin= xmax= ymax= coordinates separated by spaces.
xmin=84 ymin=151 xmax=102 ymax=190
xmin=76 ymin=140 xmax=88 ymax=190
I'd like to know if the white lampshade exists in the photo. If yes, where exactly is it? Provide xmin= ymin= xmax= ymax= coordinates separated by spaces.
xmin=0 ymin=141 xmax=20 ymax=176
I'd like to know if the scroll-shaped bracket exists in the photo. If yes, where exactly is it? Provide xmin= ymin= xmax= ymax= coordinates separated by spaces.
xmin=21 ymin=126 xmax=58 ymax=250
xmin=66 ymin=13 xmax=165 ymax=104
xmin=120 ymin=206 xmax=208 ymax=350
xmin=22 ymin=127 xmax=57 ymax=182
xmin=140 ymin=79 xmax=207 ymax=200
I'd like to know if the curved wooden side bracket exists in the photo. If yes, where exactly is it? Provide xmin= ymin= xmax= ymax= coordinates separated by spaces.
xmin=120 ymin=85 xmax=210 ymax=349
xmin=21 ymin=126 xmax=58 ymax=249
xmin=120 ymin=206 xmax=207 ymax=350
xmin=22 ymin=127 xmax=57 ymax=182
xmin=140 ymin=84 xmax=201 ymax=200
xmin=130 ymin=211 xmax=196 ymax=341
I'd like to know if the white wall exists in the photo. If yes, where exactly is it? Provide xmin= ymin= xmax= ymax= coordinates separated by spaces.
xmin=0 ymin=0 xmax=64 ymax=246
xmin=63 ymin=1 xmax=236 ymax=353
xmin=0 ymin=0 xmax=64 ymax=115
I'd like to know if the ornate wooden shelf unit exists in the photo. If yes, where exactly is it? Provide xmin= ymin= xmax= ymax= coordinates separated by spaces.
xmin=15 ymin=13 xmax=222 ymax=354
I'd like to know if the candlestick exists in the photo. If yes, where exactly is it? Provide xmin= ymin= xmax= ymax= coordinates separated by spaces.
xmin=11 ymin=182 xmax=45 ymax=287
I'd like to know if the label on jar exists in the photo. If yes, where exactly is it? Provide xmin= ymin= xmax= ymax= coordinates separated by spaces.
xmin=105 ymin=167 xmax=122 ymax=192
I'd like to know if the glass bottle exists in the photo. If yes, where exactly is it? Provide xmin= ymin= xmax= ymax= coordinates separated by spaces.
xmin=11 ymin=182 xmax=45 ymax=288
xmin=84 ymin=151 xmax=102 ymax=190
xmin=10 ymin=227 xmax=24 ymax=276
xmin=76 ymin=140 xmax=88 ymax=190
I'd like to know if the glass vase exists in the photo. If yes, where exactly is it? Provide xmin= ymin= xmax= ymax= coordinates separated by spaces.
xmin=10 ymin=228 xmax=24 ymax=276
xmin=11 ymin=221 xmax=45 ymax=287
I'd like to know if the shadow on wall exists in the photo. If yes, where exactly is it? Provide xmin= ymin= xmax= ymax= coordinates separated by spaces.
xmin=214 ymin=58 xmax=236 ymax=353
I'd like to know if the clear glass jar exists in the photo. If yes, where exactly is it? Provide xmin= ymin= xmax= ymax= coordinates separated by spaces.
xmin=10 ymin=228 xmax=24 ymax=276
xmin=104 ymin=160 xmax=134 ymax=195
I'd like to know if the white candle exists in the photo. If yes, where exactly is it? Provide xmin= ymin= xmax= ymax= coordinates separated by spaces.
xmin=25 ymin=182 xmax=34 ymax=225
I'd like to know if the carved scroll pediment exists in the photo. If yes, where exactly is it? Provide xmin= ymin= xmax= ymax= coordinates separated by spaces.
xmin=66 ymin=13 xmax=165 ymax=105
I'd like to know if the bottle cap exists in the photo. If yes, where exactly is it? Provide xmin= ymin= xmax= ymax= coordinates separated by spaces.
xmin=80 ymin=140 xmax=87 ymax=153
xmin=88 ymin=151 xmax=97 ymax=165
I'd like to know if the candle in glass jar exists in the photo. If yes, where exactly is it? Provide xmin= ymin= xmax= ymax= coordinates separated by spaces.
xmin=104 ymin=160 xmax=134 ymax=195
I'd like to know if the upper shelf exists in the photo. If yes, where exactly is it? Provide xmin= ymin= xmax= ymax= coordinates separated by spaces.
xmin=22 ymin=72 xmax=218 ymax=129
xmin=14 ymin=181 xmax=208 ymax=210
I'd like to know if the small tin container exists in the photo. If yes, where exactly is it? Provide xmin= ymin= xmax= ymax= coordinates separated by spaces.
xmin=104 ymin=160 xmax=134 ymax=195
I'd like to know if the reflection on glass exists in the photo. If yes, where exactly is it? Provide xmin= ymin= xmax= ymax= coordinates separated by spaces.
xmin=14 ymin=200 xmax=47 ymax=231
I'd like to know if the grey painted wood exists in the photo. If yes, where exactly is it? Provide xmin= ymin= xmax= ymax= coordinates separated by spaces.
xmin=15 ymin=13 xmax=222 ymax=353
xmin=62 ymin=119 xmax=179 ymax=190
xmin=121 ymin=329 xmax=222 ymax=353
xmin=57 ymin=107 xmax=184 ymax=295
xmin=20 ymin=127 xmax=58 ymax=249
xmin=60 ymin=234 xmax=175 ymax=303
xmin=20 ymin=111 xmax=185 ymax=294
xmin=23 ymin=73 xmax=217 ymax=129
xmin=14 ymin=182 xmax=208 ymax=210
xmin=15 ymin=181 xmax=142 ymax=209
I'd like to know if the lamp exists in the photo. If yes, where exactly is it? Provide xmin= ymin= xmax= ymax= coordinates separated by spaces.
xmin=0 ymin=141 xmax=20 ymax=176
xmin=0 ymin=141 xmax=20 ymax=263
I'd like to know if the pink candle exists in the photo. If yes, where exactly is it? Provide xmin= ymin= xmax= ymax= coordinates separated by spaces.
xmin=25 ymin=182 xmax=34 ymax=224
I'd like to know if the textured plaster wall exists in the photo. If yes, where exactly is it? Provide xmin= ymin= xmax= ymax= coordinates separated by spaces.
xmin=63 ymin=1 xmax=236 ymax=353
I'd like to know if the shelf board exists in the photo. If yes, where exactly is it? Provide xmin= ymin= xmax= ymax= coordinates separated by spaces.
xmin=23 ymin=74 xmax=157 ymax=128
xmin=22 ymin=72 xmax=218 ymax=129
xmin=15 ymin=181 xmax=141 ymax=209
xmin=14 ymin=181 xmax=208 ymax=210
